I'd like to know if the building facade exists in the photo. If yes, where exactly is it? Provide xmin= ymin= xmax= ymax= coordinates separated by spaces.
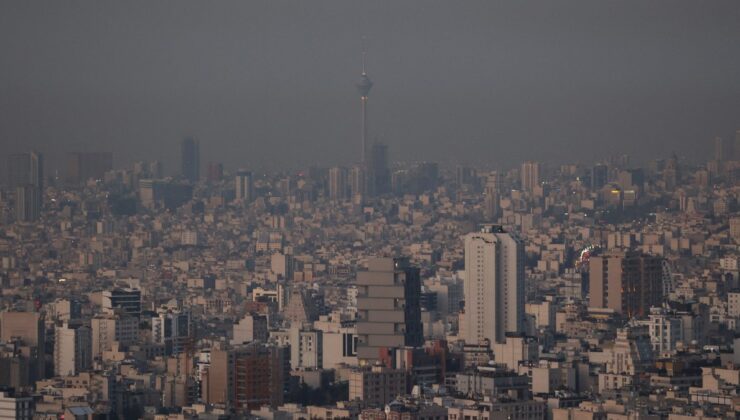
xmin=356 ymin=258 xmax=422 ymax=364
xmin=462 ymin=225 xmax=525 ymax=346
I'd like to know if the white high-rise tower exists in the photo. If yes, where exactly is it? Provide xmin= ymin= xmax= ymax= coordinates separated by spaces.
xmin=462 ymin=224 xmax=524 ymax=345
xmin=235 ymin=170 xmax=254 ymax=203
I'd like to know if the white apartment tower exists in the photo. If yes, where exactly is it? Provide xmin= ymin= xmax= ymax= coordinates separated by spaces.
xmin=329 ymin=167 xmax=348 ymax=202
xmin=520 ymin=161 xmax=540 ymax=193
xmin=462 ymin=225 xmax=524 ymax=345
xmin=235 ymin=170 xmax=254 ymax=202
xmin=54 ymin=322 xmax=92 ymax=377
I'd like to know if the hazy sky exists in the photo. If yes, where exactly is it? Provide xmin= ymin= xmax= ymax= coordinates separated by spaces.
xmin=2 ymin=1 xmax=740 ymax=174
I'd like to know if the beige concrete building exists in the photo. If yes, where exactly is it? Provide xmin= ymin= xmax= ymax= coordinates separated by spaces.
xmin=54 ymin=322 xmax=92 ymax=377
xmin=0 ymin=390 xmax=34 ymax=420
xmin=521 ymin=161 xmax=540 ymax=193
xmin=0 ymin=312 xmax=45 ymax=380
xmin=491 ymin=335 xmax=538 ymax=371
xmin=232 ymin=314 xmax=268 ymax=345
xmin=448 ymin=399 xmax=546 ymax=420
xmin=356 ymin=257 xmax=422 ymax=364
xmin=313 ymin=314 xmax=358 ymax=369
xmin=589 ymin=250 xmax=663 ymax=317
xmin=91 ymin=313 xmax=138 ymax=359
xmin=348 ymin=365 xmax=406 ymax=407
xmin=0 ymin=312 xmax=43 ymax=348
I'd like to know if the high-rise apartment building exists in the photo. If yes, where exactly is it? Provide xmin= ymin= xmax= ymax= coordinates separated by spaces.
xmin=132 ymin=160 xmax=163 ymax=180
xmin=349 ymin=165 xmax=366 ymax=200
xmin=91 ymin=313 xmax=138 ymax=358
xmin=102 ymin=288 xmax=142 ymax=318
xmin=483 ymin=172 xmax=501 ymax=221
xmin=270 ymin=326 xmax=323 ymax=370
xmin=54 ymin=322 xmax=92 ymax=377
xmin=414 ymin=162 xmax=440 ymax=193
xmin=181 ymin=137 xmax=200 ymax=183
xmin=8 ymin=151 xmax=44 ymax=219
xmin=232 ymin=314 xmax=269 ymax=345
xmin=456 ymin=165 xmax=478 ymax=188
xmin=0 ymin=312 xmax=43 ymax=348
xmin=270 ymin=253 xmax=294 ymax=281
xmin=591 ymin=164 xmax=608 ymax=190
xmin=0 ymin=312 xmax=45 ymax=381
xmin=15 ymin=185 xmax=40 ymax=223
xmin=329 ymin=167 xmax=348 ymax=202
xmin=589 ymin=250 xmax=663 ymax=318
xmin=7 ymin=154 xmax=31 ymax=189
xmin=713 ymin=136 xmax=725 ymax=162
xmin=462 ymin=225 xmax=525 ymax=346
xmin=201 ymin=347 xmax=232 ymax=407
xmin=647 ymin=307 xmax=684 ymax=354
xmin=152 ymin=310 xmax=192 ymax=356
xmin=370 ymin=141 xmax=390 ymax=196
xmin=28 ymin=151 xmax=43 ymax=193
xmin=520 ymin=161 xmax=540 ymax=193
xmin=202 ymin=343 xmax=288 ymax=410
xmin=207 ymin=162 xmax=223 ymax=182
xmin=7 ymin=151 xmax=42 ymax=191
xmin=139 ymin=179 xmax=193 ymax=210
xmin=0 ymin=390 xmax=34 ymax=420
xmin=313 ymin=314 xmax=358 ymax=369
xmin=235 ymin=170 xmax=254 ymax=203
xmin=356 ymin=257 xmax=422 ymax=364
xmin=348 ymin=365 xmax=407 ymax=407
xmin=65 ymin=152 xmax=113 ymax=184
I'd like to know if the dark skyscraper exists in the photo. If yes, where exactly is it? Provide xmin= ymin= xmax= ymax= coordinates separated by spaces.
xmin=235 ymin=170 xmax=254 ymax=203
xmin=9 ymin=151 xmax=44 ymax=221
xmin=591 ymin=164 xmax=608 ymax=190
xmin=207 ymin=162 xmax=223 ymax=183
xmin=370 ymin=141 xmax=390 ymax=196
xmin=66 ymin=152 xmax=113 ymax=184
xmin=181 ymin=137 xmax=200 ymax=183
xmin=713 ymin=136 xmax=725 ymax=162
xmin=7 ymin=151 xmax=43 ymax=192
xmin=29 ymin=151 xmax=43 ymax=192
xmin=15 ymin=184 xmax=40 ymax=223
xmin=7 ymin=154 xmax=30 ymax=189
xmin=355 ymin=42 xmax=373 ymax=164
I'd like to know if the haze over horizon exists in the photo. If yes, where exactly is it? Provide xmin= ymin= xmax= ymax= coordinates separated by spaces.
xmin=2 ymin=0 xmax=740 ymax=175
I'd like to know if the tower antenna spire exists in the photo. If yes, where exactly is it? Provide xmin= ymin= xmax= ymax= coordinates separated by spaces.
xmin=356 ymin=36 xmax=373 ymax=165
xmin=361 ymin=36 xmax=367 ymax=75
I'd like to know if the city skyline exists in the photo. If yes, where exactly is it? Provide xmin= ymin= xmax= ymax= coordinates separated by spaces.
xmin=2 ymin=2 xmax=740 ymax=419
xmin=2 ymin=1 xmax=740 ymax=174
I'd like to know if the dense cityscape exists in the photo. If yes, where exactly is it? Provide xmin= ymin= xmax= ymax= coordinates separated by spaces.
xmin=3 ymin=121 xmax=740 ymax=420
xmin=2 ymin=3 xmax=740 ymax=420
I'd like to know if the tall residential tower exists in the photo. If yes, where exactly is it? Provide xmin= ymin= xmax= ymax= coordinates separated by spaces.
xmin=520 ymin=161 xmax=540 ymax=193
xmin=356 ymin=257 xmax=422 ymax=365
xmin=462 ymin=225 xmax=525 ymax=346
xmin=235 ymin=170 xmax=254 ymax=203
xmin=181 ymin=137 xmax=200 ymax=183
